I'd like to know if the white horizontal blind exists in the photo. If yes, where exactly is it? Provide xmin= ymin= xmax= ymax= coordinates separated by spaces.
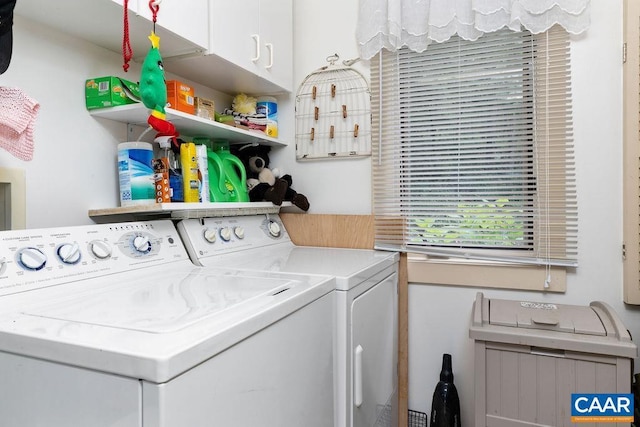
xmin=371 ymin=27 xmax=577 ymax=267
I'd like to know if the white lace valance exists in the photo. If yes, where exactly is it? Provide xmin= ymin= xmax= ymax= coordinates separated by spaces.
xmin=356 ymin=0 xmax=590 ymax=59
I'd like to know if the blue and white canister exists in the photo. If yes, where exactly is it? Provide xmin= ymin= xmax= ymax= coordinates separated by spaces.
xmin=257 ymin=96 xmax=278 ymax=137
xmin=118 ymin=141 xmax=155 ymax=206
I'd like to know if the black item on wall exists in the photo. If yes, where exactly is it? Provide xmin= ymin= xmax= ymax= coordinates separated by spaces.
xmin=0 ymin=0 xmax=16 ymax=74
xmin=430 ymin=353 xmax=461 ymax=427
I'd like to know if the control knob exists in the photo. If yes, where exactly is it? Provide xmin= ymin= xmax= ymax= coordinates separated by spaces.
xmin=57 ymin=242 xmax=81 ymax=264
xmin=234 ymin=226 xmax=245 ymax=240
xmin=132 ymin=235 xmax=151 ymax=253
xmin=203 ymin=228 xmax=217 ymax=243
xmin=89 ymin=240 xmax=112 ymax=259
xmin=17 ymin=247 xmax=47 ymax=271
xmin=219 ymin=227 xmax=232 ymax=242
xmin=267 ymin=221 xmax=281 ymax=238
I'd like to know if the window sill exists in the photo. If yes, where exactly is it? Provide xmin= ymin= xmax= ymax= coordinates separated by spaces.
xmin=407 ymin=254 xmax=567 ymax=292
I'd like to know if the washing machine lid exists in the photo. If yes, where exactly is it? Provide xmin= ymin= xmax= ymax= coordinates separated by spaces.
xmin=197 ymin=245 xmax=398 ymax=290
xmin=0 ymin=265 xmax=334 ymax=383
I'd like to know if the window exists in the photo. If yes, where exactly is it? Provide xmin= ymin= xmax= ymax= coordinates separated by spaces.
xmin=371 ymin=26 xmax=577 ymax=291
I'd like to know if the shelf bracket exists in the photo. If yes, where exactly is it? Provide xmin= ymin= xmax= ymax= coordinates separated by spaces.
xmin=127 ymin=124 xmax=137 ymax=141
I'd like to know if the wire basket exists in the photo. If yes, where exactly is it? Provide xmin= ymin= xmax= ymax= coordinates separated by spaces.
xmin=295 ymin=54 xmax=371 ymax=160
xmin=409 ymin=409 xmax=428 ymax=427
xmin=371 ymin=405 xmax=428 ymax=427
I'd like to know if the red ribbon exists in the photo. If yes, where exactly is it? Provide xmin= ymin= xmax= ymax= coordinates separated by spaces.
xmin=148 ymin=0 xmax=159 ymax=23
xmin=122 ymin=0 xmax=133 ymax=72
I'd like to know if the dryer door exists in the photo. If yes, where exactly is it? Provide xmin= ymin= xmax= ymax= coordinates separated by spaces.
xmin=351 ymin=272 xmax=398 ymax=427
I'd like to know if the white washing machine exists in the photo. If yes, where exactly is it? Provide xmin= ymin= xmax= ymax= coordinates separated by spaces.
xmin=0 ymin=220 xmax=335 ymax=427
xmin=177 ymin=215 xmax=399 ymax=427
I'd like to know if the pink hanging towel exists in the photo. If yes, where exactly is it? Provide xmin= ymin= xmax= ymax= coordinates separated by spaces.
xmin=0 ymin=87 xmax=40 ymax=161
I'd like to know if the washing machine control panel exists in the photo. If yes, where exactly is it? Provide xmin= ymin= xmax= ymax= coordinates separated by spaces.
xmin=0 ymin=220 xmax=189 ymax=296
xmin=177 ymin=215 xmax=291 ymax=260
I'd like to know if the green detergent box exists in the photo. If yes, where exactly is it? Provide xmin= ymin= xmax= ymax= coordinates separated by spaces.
xmin=85 ymin=76 xmax=141 ymax=110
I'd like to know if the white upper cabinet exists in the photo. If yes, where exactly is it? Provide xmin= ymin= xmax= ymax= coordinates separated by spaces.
xmin=210 ymin=0 xmax=260 ymax=77
xmin=14 ymin=1 xmax=207 ymax=62
xmin=14 ymin=0 xmax=293 ymax=96
xmin=257 ymin=0 xmax=293 ymax=92
xmin=134 ymin=0 xmax=209 ymax=52
xmin=208 ymin=0 xmax=293 ymax=93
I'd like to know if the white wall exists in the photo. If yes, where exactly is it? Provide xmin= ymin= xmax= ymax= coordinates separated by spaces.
xmin=1 ymin=16 xmax=123 ymax=227
xmin=274 ymin=0 xmax=373 ymax=215
xmin=2 ymin=1 xmax=638 ymax=425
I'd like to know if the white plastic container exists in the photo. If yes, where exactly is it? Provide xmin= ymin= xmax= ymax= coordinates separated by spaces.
xmin=469 ymin=292 xmax=637 ymax=427
xmin=118 ymin=141 xmax=155 ymax=206
xmin=257 ymin=96 xmax=278 ymax=137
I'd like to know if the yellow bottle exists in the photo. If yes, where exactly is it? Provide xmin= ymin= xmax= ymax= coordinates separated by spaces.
xmin=180 ymin=142 xmax=200 ymax=203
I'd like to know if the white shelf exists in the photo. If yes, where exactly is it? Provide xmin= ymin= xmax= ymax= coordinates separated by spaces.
xmin=89 ymin=202 xmax=292 ymax=223
xmin=90 ymin=104 xmax=287 ymax=147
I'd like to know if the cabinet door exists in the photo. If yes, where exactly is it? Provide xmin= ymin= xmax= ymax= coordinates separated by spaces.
xmin=259 ymin=0 xmax=293 ymax=92
xmin=351 ymin=273 xmax=398 ymax=427
xmin=136 ymin=0 xmax=209 ymax=50
xmin=209 ymin=0 xmax=261 ymax=76
xmin=209 ymin=0 xmax=292 ymax=92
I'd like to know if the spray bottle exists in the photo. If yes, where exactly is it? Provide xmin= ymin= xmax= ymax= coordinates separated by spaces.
xmin=154 ymin=135 xmax=183 ymax=202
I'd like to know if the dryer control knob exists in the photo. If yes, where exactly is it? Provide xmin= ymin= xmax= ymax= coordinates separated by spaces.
xmin=89 ymin=240 xmax=112 ymax=259
xmin=133 ymin=235 xmax=151 ymax=253
xmin=57 ymin=242 xmax=81 ymax=264
xmin=219 ymin=227 xmax=232 ymax=242
xmin=18 ymin=247 xmax=47 ymax=271
xmin=234 ymin=226 xmax=245 ymax=240
xmin=203 ymin=228 xmax=217 ymax=243
xmin=267 ymin=221 xmax=281 ymax=238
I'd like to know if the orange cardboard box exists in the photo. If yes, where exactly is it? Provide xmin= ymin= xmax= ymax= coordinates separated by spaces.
xmin=166 ymin=80 xmax=195 ymax=115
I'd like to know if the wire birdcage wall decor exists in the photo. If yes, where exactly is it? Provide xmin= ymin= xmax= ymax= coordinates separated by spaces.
xmin=295 ymin=54 xmax=371 ymax=160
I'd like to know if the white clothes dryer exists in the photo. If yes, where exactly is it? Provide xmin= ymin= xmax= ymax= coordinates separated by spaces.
xmin=0 ymin=220 xmax=335 ymax=427
xmin=177 ymin=215 xmax=399 ymax=427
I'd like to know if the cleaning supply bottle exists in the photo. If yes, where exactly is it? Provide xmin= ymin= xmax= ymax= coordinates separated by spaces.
xmin=206 ymin=149 xmax=230 ymax=202
xmin=212 ymin=140 xmax=249 ymax=202
xmin=193 ymin=139 xmax=210 ymax=203
xmin=168 ymin=147 xmax=183 ymax=203
xmin=180 ymin=141 xmax=200 ymax=203
xmin=152 ymin=136 xmax=172 ymax=203
xmin=154 ymin=135 xmax=185 ymax=202
xmin=430 ymin=354 xmax=461 ymax=427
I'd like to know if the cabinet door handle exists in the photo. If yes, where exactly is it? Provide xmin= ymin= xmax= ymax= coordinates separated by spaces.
xmin=265 ymin=43 xmax=274 ymax=69
xmin=354 ymin=344 xmax=363 ymax=407
xmin=251 ymin=34 xmax=260 ymax=62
